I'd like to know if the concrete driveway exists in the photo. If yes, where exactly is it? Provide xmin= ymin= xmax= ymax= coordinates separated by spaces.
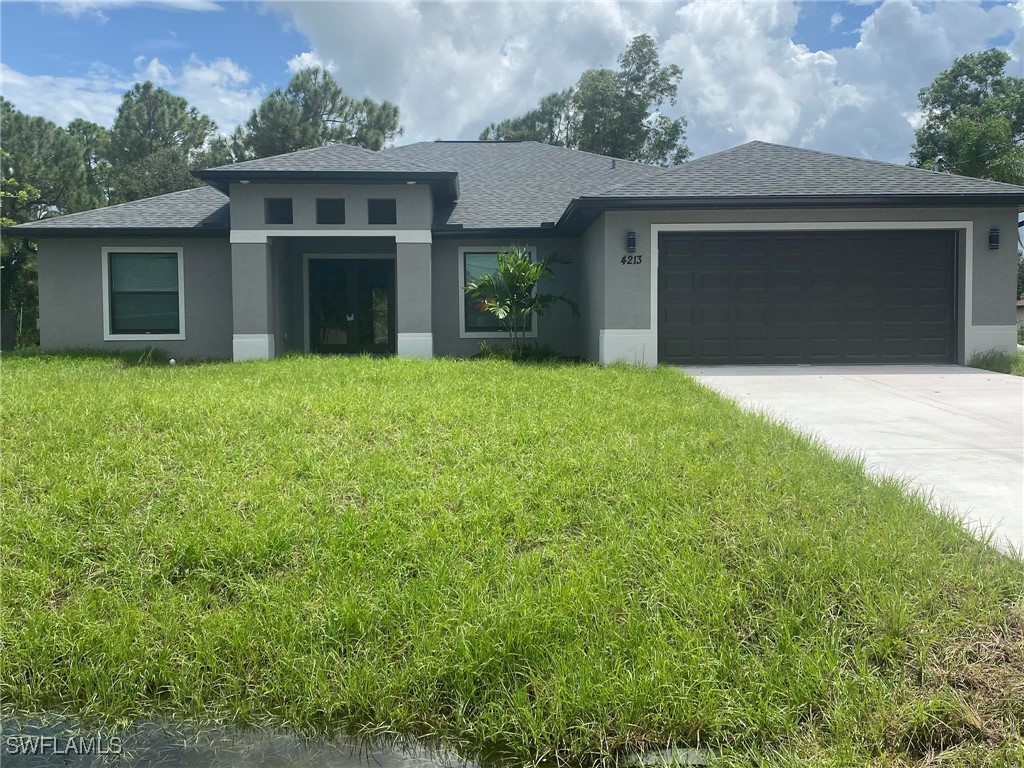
xmin=684 ymin=365 xmax=1024 ymax=553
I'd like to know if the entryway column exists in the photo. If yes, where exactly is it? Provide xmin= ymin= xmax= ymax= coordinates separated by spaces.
xmin=395 ymin=241 xmax=433 ymax=358
xmin=231 ymin=241 xmax=276 ymax=361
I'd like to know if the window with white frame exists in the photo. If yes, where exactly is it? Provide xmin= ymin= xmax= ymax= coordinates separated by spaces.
xmin=104 ymin=249 xmax=183 ymax=337
xmin=459 ymin=247 xmax=535 ymax=336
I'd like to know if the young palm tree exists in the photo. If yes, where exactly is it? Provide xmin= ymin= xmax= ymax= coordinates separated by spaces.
xmin=464 ymin=245 xmax=578 ymax=356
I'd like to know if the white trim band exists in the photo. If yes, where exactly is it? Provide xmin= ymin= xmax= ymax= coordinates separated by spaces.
xmin=965 ymin=325 xmax=1018 ymax=361
xmin=397 ymin=332 xmax=434 ymax=359
xmin=233 ymin=333 xmax=275 ymax=361
xmin=231 ymin=229 xmax=432 ymax=245
xmin=599 ymin=329 xmax=656 ymax=368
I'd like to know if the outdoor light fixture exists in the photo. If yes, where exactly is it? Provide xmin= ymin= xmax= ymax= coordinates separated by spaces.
xmin=989 ymin=228 xmax=999 ymax=250
xmin=626 ymin=231 xmax=637 ymax=252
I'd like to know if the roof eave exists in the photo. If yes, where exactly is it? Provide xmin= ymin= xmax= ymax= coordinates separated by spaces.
xmin=577 ymin=192 xmax=1024 ymax=207
xmin=4 ymin=226 xmax=229 ymax=239
xmin=558 ymin=192 xmax=1024 ymax=232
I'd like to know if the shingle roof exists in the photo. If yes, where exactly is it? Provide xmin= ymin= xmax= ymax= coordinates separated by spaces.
xmin=593 ymin=141 xmax=1024 ymax=199
xmin=10 ymin=140 xmax=1023 ymax=237
xmin=383 ymin=141 xmax=663 ymax=229
xmin=10 ymin=186 xmax=228 ymax=233
xmin=204 ymin=141 xmax=444 ymax=174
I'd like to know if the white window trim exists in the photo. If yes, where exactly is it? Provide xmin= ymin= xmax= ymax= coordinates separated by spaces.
xmin=458 ymin=245 xmax=539 ymax=339
xmin=101 ymin=246 xmax=186 ymax=341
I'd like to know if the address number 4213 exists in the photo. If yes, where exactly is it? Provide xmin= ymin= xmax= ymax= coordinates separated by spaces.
xmin=621 ymin=254 xmax=643 ymax=265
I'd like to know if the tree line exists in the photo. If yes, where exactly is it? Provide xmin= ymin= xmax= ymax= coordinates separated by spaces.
xmin=2 ymin=39 xmax=1023 ymax=341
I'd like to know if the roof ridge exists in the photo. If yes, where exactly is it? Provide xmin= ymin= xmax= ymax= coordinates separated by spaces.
xmin=588 ymin=140 xmax=1024 ymax=198
xmin=205 ymin=141 xmax=443 ymax=174
xmin=747 ymin=140 xmax=1024 ymax=191
xmin=205 ymin=142 xmax=365 ymax=172
xmin=585 ymin=142 xmax=761 ymax=197
xmin=521 ymin=140 xmax=660 ymax=170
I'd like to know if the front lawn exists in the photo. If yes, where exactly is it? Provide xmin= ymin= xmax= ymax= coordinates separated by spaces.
xmin=2 ymin=354 xmax=1022 ymax=766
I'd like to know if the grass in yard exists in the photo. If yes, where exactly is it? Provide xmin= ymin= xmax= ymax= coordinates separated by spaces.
xmin=969 ymin=348 xmax=1024 ymax=376
xmin=2 ymin=353 xmax=1022 ymax=767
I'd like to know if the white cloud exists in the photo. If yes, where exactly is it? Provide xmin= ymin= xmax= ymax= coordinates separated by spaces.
xmin=0 ymin=62 xmax=130 ymax=126
xmin=0 ymin=55 xmax=263 ymax=134
xmin=286 ymin=51 xmax=335 ymax=74
xmin=272 ymin=0 xmax=1024 ymax=162
xmin=54 ymin=0 xmax=222 ymax=20
xmin=830 ymin=11 xmax=844 ymax=31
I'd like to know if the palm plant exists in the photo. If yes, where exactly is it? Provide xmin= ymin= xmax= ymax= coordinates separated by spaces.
xmin=464 ymin=245 xmax=578 ymax=356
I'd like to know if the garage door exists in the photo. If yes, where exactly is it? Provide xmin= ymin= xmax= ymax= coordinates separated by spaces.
xmin=658 ymin=230 xmax=957 ymax=365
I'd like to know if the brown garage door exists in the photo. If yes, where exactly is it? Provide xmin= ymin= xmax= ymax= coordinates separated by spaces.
xmin=658 ymin=230 xmax=957 ymax=365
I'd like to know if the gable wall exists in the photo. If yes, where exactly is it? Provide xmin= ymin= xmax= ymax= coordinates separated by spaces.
xmin=228 ymin=182 xmax=433 ymax=232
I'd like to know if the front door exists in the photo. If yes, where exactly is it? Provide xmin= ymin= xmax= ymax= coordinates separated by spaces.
xmin=308 ymin=258 xmax=395 ymax=355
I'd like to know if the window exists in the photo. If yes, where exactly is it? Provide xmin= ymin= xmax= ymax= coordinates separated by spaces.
xmin=459 ymin=248 xmax=535 ymax=337
xmin=105 ymin=250 xmax=183 ymax=337
xmin=367 ymin=198 xmax=397 ymax=225
xmin=265 ymin=198 xmax=293 ymax=224
xmin=316 ymin=198 xmax=346 ymax=225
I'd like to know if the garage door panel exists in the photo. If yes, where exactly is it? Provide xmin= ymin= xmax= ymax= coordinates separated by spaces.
xmin=658 ymin=230 xmax=956 ymax=365
xmin=698 ymin=270 xmax=731 ymax=292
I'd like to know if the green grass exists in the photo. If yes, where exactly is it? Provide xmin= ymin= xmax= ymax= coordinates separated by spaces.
xmin=2 ymin=353 xmax=1022 ymax=767
xmin=969 ymin=348 xmax=1024 ymax=377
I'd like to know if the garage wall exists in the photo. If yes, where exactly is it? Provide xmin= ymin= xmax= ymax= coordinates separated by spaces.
xmin=37 ymin=236 xmax=233 ymax=360
xmin=586 ymin=205 xmax=1020 ymax=365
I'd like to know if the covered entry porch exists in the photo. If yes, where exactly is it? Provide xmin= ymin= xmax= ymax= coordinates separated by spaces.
xmin=229 ymin=234 xmax=433 ymax=361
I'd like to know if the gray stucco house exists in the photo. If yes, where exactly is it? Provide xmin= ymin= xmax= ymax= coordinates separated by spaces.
xmin=12 ymin=140 xmax=1024 ymax=366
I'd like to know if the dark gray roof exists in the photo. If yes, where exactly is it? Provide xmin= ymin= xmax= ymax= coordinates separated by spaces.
xmin=11 ymin=140 xmax=1024 ymax=237
xmin=383 ymin=141 xmax=663 ymax=229
xmin=10 ymin=185 xmax=228 ymax=234
xmin=592 ymin=141 xmax=1024 ymax=200
xmin=205 ymin=141 xmax=443 ymax=174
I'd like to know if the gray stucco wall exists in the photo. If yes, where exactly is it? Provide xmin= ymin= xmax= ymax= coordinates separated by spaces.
xmin=594 ymin=205 xmax=1020 ymax=331
xmin=228 ymin=182 xmax=433 ymax=232
xmin=231 ymin=242 xmax=273 ymax=335
xmin=579 ymin=215 xmax=606 ymax=362
xmin=430 ymin=236 xmax=581 ymax=358
xmin=37 ymin=236 xmax=232 ymax=359
xmin=396 ymin=242 xmax=432 ymax=334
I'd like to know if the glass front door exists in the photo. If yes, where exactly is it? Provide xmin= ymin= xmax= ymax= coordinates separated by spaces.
xmin=308 ymin=258 xmax=395 ymax=355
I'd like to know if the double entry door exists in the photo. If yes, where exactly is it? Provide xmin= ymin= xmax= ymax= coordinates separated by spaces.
xmin=307 ymin=257 xmax=396 ymax=355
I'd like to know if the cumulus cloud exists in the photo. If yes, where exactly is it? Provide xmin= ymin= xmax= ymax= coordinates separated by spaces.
xmin=829 ymin=11 xmax=844 ymax=31
xmin=273 ymin=0 xmax=1024 ymax=162
xmin=1 ymin=54 xmax=262 ymax=133
xmin=286 ymin=50 xmax=335 ymax=74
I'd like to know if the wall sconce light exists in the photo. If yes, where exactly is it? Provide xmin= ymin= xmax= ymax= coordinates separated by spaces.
xmin=988 ymin=228 xmax=999 ymax=250
xmin=626 ymin=231 xmax=637 ymax=253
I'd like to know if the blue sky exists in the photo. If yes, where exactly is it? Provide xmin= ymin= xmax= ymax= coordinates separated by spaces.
xmin=1 ymin=2 xmax=303 ymax=87
xmin=1 ymin=1 xmax=1022 ymax=162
